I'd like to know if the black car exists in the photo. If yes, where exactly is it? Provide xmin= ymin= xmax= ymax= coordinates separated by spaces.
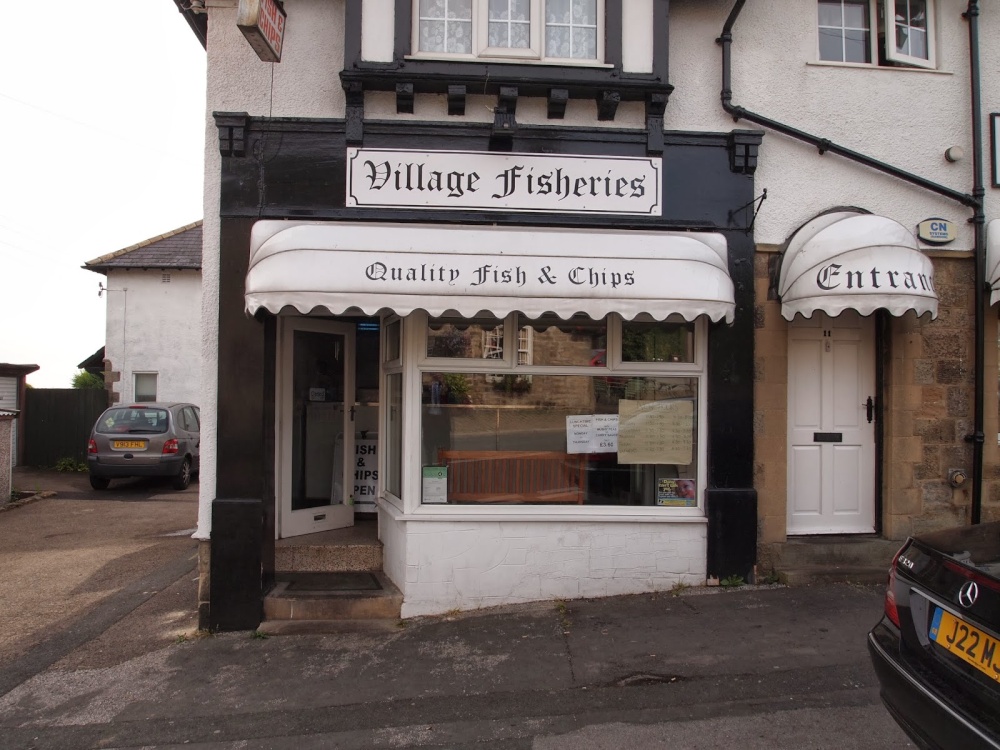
xmin=868 ymin=521 xmax=1000 ymax=749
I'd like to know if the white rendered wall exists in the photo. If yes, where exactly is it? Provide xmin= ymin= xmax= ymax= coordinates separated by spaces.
xmin=381 ymin=517 xmax=707 ymax=618
xmin=103 ymin=269 xmax=202 ymax=405
xmin=198 ymin=0 xmax=348 ymax=539
xmin=666 ymin=0 xmax=999 ymax=249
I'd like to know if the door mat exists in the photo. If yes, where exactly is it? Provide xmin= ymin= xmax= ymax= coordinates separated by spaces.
xmin=280 ymin=572 xmax=382 ymax=592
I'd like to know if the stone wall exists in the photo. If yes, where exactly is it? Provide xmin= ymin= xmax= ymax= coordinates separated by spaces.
xmin=753 ymin=248 xmax=788 ymax=545
xmin=884 ymin=254 xmax=1000 ymax=537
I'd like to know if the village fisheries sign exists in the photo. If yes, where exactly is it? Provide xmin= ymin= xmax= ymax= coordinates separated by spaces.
xmin=346 ymin=148 xmax=662 ymax=216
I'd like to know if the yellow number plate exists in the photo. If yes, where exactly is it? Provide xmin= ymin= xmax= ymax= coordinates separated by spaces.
xmin=112 ymin=440 xmax=146 ymax=450
xmin=931 ymin=608 xmax=1000 ymax=683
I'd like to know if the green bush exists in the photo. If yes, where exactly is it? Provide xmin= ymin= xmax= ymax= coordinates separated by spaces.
xmin=54 ymin=458 xmax=88 ymax=472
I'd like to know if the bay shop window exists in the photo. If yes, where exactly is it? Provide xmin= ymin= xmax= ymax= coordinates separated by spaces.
xmin=410 ymin=312 xmax=706 ymax=509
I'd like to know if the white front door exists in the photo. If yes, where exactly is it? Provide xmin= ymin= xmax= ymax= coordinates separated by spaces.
xmin=787 ymin=310 xmax=876 ymax=535
xmin=277 ymin=318 xmax=356 ymax=538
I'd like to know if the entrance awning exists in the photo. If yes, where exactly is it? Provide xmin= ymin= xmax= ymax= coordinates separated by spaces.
xmin=777 ymin=210 xmax=938 ymax=321
xmin=245 ymin=221 xmax=736 ymax=323
xmin=987 ymin=219 xmax=1000 ymax=306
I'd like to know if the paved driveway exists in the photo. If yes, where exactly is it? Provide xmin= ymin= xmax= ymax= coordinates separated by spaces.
xmin=1 ymin=468 xmax=199 ymax=683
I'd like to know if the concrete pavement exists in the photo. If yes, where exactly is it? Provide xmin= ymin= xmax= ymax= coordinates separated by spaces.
xmin=0 ymin=468 xmax=912 ymax=749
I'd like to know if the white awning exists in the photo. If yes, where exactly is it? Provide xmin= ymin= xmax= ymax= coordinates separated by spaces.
xmin=245 ymin=221 xmax=736 ymax=323
xmin=987 ymin=219 xmax=1000 ymax=306
xmin=777 ymin=210 xmax=938 ymax=321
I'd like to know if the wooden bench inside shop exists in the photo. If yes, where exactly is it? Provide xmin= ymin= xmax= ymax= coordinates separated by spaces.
xmin=437 ymin=450 xmax=586 ymax=504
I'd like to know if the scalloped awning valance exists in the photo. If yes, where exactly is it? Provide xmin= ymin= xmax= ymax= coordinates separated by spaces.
xmin=987 ymin=219 xmax=1000 ymax=306
xmin=245 ymin=221 xmax=736 ymax=323
xmin=778 ymin=210 xmax=938 ymax=321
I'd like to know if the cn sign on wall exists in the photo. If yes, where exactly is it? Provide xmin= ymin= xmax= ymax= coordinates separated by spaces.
xmin=237 ymin=0 xmax=286 ymax=62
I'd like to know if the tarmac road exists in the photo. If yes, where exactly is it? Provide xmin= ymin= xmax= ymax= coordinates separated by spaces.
xmin=0 ymin=468 xmax=913 ymax=750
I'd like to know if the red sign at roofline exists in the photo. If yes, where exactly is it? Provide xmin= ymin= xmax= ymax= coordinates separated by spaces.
xmin=237 ymin=0 xmax=286 ymax=63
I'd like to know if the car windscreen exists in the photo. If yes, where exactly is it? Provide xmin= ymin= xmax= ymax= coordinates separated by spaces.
xmin=96 ymin=408 xmax=170 ymax=435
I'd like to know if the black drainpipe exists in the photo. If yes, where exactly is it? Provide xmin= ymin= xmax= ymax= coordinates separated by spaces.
xmin=965 ymin=1 xmax=986 ymax=524
xmin=718 ymin=0 xmax=986 ymax=525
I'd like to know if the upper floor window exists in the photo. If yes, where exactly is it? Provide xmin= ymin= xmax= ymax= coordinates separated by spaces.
xmin=414 ymin=0 xmax=603 ymax=63
xmin=817 ymin=0 xmax=935 ymax=70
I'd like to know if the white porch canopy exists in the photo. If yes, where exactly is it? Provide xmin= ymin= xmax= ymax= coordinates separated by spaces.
xmin=245 ymin=221 xmax=736 ymax=323
xmin=987 ymin=219 xmax=1000 ymax=306
xmin=778 ymin=210 xmax=938 ymax=321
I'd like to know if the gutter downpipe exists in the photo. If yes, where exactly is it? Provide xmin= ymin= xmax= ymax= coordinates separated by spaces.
xmin=718 ymin=0 xmax=986 ymax=525
xmin=965 ymin=0 xmax=985 ymax=525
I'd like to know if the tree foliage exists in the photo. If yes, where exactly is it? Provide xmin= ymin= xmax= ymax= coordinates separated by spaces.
xmin=72 ymin=370 xmax=105 ymax=389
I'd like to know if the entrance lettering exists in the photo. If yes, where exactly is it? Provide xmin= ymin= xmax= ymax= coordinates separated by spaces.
xmin=815 ymin=262 xmax=934 ymax=293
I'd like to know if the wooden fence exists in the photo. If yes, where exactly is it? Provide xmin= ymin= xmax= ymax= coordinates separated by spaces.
xmin=23 ymin=389 xmax=108 ymax=466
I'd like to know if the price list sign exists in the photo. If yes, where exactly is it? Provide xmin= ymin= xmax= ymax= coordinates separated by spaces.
xmin=566 ymin=414 xmax=619 ymax=454
xmin=617 ymin=399 xmax=694 ymax=465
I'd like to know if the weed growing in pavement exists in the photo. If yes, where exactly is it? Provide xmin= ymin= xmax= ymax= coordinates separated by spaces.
xmin=250 ymin=630 xmax=270 ymax=640
xmin=719 ymin=575 xmax=746 ymax=588
xmin=175 ymin=634 xmax=190 ymax=645
xmin=760 ymin=570 xmax=782 ymax=585
xmin=554 ymin=600 xmax=571 ymax=632
xmin=670 ymin=581 xmax=691 ymax=596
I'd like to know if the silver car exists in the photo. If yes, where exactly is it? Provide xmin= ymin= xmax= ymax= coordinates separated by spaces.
xmin=87 ymin=402 xmax=200 ymax=490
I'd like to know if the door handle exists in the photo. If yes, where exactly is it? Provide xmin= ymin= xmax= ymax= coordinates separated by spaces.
xmin=864 ymin=397 xmax=874 ymax=424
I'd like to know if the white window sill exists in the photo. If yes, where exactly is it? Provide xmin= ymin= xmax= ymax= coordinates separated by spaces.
xmin=405 ymin=54 xmax=614 ymax=69
xmin=806 ymin=60 xmax=952 ymax=75
xmin=377 ymin=497 xmax=707 ymax=523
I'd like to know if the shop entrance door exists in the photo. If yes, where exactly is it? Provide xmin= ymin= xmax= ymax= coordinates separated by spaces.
xmin=787 ymin=310 xmax=875 ymax=535
xmin=278 ymin=318 xmax=356 ymax=538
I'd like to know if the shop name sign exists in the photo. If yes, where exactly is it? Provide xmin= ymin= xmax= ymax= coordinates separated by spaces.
xmin=347 ymin=148 xmax=661 ymax=216
xmin=237 ymin=0 xmax=286 ymax=62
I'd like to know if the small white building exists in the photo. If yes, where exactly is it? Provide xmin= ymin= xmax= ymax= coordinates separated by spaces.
xmin=84 ymin=222 xmax=203 ymax=405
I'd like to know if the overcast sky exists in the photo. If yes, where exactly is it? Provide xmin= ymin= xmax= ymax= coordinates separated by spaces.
xmin=1 ymin=2 xmax=207 ymax=387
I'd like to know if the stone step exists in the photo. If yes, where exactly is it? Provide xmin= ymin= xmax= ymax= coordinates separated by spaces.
xmin=274 ymin=542 xmax=383 ymax=573
xmin=274 ymin=520 xmax=382 ymax=573
xmin=778 ymin=564 xmax=891 ymax=587
xmin=256 ymin=619 xmax=403 ymax=636
xmin=767 ymin=536 xmax=903 ymax=570
xmin=264 ymin=571 xmax=402 ymax=622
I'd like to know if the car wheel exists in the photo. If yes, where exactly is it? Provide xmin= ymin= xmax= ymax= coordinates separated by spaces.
xmin=172 ymin=458 xmax=192 ymax=490
xmin=89 ymin=475 xmax=110 ymax=490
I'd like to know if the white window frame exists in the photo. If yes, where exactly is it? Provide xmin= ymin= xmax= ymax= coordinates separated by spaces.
xmin=816 ymin=0 xmax=937 ymax=70
xmin=411 ymin=0 xmax=605 ymax=65
xmin=408 ymin=310 xmax=709 ymax=518
xmin=817 ymin=0 xmax=876 ymax=65
xmin=883 ymin=0 xmax=936 ymax=70
xmin=381 ymin=314 xmax=405 ymax=511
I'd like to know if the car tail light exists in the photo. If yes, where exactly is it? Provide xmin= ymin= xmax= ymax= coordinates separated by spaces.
xmin=942 ymin=558 xmax=1000 ymax=594
xmin=162 ymin=439 xmax=179 ymax=455
xmin=885 ymin=561 xmax=900 ymax=627
xmin=88 ymin=439 xmax=98 ymax=455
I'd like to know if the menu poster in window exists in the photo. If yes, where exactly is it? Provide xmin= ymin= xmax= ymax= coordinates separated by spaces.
xmin=617 ymin=399 xmax=693 ymax=465
xmin=657 ymin=478 xmax=697 ymax=507
xmin=566 ymin=414 xmax=619 ymax=454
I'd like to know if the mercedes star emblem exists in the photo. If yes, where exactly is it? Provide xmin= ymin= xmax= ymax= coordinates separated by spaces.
xmin=958 ymin=580 xmax=979 ymax=609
